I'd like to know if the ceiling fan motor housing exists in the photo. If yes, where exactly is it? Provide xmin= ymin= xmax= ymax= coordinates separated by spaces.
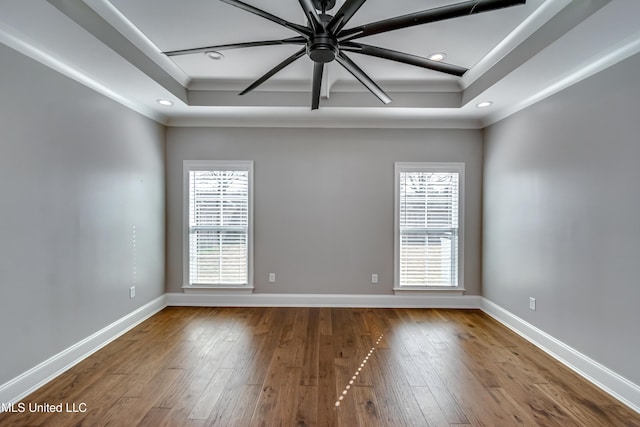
xmin=311 ymin=0 xmax=336 ymax=12
xmin=308 ymin=13 xmax=338 ymax=63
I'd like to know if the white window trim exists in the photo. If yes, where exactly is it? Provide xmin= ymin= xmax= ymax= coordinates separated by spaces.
xmin=393 ymin=162 xmax=465 ymax=295
xmin=182 ymin=160 xmax=254 ymax=294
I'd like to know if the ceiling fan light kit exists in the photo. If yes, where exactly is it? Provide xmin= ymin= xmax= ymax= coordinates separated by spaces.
xmin=164 ymin=0 xmax=526 ymax=110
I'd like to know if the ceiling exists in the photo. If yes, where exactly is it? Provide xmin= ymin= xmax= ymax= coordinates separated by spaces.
xmin=1 ymin=0 xmax=639 ymax=128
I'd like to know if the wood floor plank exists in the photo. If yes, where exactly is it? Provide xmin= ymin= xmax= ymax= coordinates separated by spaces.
xmin=227 ymin=335 xmax=274 ymax=385
xmin=275 ymin=307 xmax=298 ymax=347
xmin=82 ymin=368 xmax=182 ymax=427
xmin=0 ymin=373 xmax=125 ymax=427
xmin=316 ymin=329 xmax=338 ymax=427
xmin=205 ymin=383 xmax=262 ymax=427
xmin=333 ymin=374 xmax=360 ymax=427
xmin=352 ymin=385 xmax=385 ymax=427
xmin=599 ymin=405 xmax=640 ymax=427
xmin=331 ymin=308 xmax=358 ymax=359
xmin=429 ymin=355 xmax=519 ymax=426
xmin=486 ymin=386 xmax=541 ymax=425
xmin=318 ymin=307 xmax=332 ymax=336
xmin=411 ymin=385 xmax=456 ymax=427
xmin=16 ymin=372 xmax=80 ymax=407
xmin=361 ymin=308 xmax=388 ymax=340
xmin=252 ymin=307 xmax=279 ymax=336
xmin=384 ymin=312 xmax=429 ymax=388
xmin=2 ymin=307 xmax=639 ymax=427
xmin=188 ymin=368 xmax=235 ymax=420
xmin=491 ymin=359 xmax=581 ymax=426
xmin=394 ymin=308 xmax=440 ymax=358
xmin=368 ymin=349 xmax=431 ymax=427
xmin=249 ymin=360 xmax=302 ymax=426
xmin=442 ymin=314 xmax=583 ymax=426
xmin=292 ymin=385 xmax=318 ymax=427
xmin=523 ymin=347 xmax=623 ymax=408
xmin=534 ymin=382 xmax=636 ymax=427
xmin=392 ymin=341 xmax=469 ymax=424
xmin=301 ymin=308 xmax=320 ymax=386
xmin=284 ymin=308 xmax=310 ymax=368
xmin=413 ymin=363 xmax=471 ymax=424
xmin=137 ymin=407 xmax=172 ymax=427
xmin=405 ymin=309 xmax=455 ymax=354
xmin=156 ymin=347 xmax=240 ymax=423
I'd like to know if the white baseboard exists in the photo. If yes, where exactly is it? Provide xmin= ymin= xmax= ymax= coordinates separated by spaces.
xmin=480 ymin=297 xmax=640 ymax=414
xmin=0 ymin=295 xmax=167 ymax=408
xmin=166 ymin=292 xmax=481 ymax=308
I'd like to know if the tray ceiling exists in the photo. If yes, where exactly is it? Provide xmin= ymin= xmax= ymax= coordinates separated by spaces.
xmin=0 ymin=0 xmax=639 ymax=127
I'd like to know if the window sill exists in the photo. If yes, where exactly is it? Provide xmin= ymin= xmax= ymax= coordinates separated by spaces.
xmin=182 ymin=285 xmax=254 ymax=295
xmin=393 ymin=287 xmax=465 ymax=296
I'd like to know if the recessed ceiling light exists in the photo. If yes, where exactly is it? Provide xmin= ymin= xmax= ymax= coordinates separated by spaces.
xmin=205 ymin=51 xmax=224 ymax=60
xmin=476 ymin=101 xmax=493 ymax=108
xmin=427 ymin=52 xmax=446 ymax=62
xmin=157 ymin=99 xmax=173 ymax=106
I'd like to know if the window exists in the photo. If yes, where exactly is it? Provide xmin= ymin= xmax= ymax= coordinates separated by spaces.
xmin=183 ymin=161 xmax=253 ymax=291
xmin=394 ymin=162 xmax=464 ymax=293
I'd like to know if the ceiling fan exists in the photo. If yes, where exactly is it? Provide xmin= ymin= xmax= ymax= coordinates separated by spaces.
xmin=164 ymin=0 xmax=526 ymax=109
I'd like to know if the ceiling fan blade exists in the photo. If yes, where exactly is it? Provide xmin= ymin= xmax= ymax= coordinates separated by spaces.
xmin=164 ymin=37 xmax=306 ymax=57
xmin=341 ymin=42 xmax=468 ymax=77
xmin=338 ymin=0 xmax=526 ymax=41
xmin=311 ymin=62 xmax=324 ymax=110
xmin=327 ymin=0 xmax=367 ymax=33
xmin=221 ymin=0 xmax=311 ymax=37
xmin=298 ymin=0 xmax=324 ymax=33
xmin=335 ymin=52 xmax=391 ymax=104
xmin=239 ymin=48 xmax=306 ymax=95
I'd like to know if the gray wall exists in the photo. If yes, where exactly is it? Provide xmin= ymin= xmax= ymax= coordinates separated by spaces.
xmin=483 ymin=52 xmax=640 ymax=384
xmin=167 ymin=127 xmax=483 ymax=295
xmin=0 ymin=44 xmax=166 ymax=385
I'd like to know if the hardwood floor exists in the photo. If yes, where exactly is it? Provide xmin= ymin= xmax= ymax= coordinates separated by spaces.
xmin=1 ymin=307 xmax=638 ymax=426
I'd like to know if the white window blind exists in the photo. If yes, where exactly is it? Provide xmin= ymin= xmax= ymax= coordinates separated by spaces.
xmin=188 ymin=168 xmax=250 ymax=286
xmin=398 ymin=168 xmax=460 ymax=287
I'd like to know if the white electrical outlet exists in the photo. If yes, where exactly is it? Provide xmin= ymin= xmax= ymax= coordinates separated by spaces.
xmin=371 ymin=273 xmax=378 ymax=284
xmin=268 ymin=273 xmax=276 ymax=283
xmin=130 ymin=286 xmax=136 ymax=299
xmin=529 ymin=297 xmax=536 ymax=311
